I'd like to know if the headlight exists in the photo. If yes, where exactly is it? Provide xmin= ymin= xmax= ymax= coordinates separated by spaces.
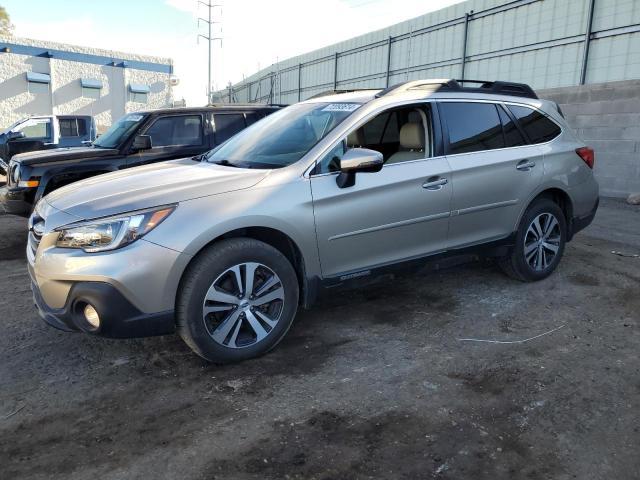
xmin=55 ymin=205 xmax=175 ymax=252
xmin=11 ymin=162 xmax=20 ymax=184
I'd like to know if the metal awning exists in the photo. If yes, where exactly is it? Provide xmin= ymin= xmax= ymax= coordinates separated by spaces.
xmin=129 ymin=83 xmax=150 ymax=94
xmin=26 ymin=72 xmax=50 ymax=84
xmin=81 ymin=78 xmax=103 ymax=89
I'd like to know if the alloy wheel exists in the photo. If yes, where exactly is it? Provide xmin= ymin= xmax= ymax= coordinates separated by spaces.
xmin=523 ymin=212 xmax=561 ymax=272
xmin=202 ymin=262 xmax=285 ymax=348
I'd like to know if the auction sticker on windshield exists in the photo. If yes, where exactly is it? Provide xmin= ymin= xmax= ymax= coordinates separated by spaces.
xmin=321 ymin=103 xmax=361 ymax=112
xmin=126 ymin=114 xmax=144 ymax=122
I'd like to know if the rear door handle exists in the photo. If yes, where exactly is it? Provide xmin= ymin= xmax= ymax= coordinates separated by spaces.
xmin=516 ymin=160 xmax=536 ymax=171
xmin=422 ymin=177 xmax=448 ymax=190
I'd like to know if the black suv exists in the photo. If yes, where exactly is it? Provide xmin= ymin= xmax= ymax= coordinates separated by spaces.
xmin=1 ymin=105 xmax=281 ymax=216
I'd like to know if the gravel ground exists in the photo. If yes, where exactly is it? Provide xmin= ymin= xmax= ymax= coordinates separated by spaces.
xmin=0 ymin=198 xmax=639 ymax=480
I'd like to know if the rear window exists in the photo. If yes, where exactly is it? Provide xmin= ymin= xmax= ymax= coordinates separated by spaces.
xmin=59 ymin=118 xmax=87 ymax=137
xmin=440 ymin=102 xmax=504 ymax=155
xmin=507 ymin=105 xmax=561 ymax=144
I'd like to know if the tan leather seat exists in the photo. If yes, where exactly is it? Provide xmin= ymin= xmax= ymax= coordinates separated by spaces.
xmin=347 ymin=128 xmax=365 ymax=148
xmin=386 ymin=123 xmax=425 ymax=164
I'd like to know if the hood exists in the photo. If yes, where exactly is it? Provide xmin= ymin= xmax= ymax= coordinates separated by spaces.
xmin=12 ymin=146 xmax=119 ymax=166
xmin=45 ymin=158 xmax=271 ymax=221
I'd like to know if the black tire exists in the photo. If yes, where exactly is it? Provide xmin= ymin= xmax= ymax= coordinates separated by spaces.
xmin=177 ymin=238 xmax=299 ymax=363
xmin=499 ymin=198 xmax=567 ymax=282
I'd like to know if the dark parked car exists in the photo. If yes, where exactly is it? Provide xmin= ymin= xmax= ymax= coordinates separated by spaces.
xmin=1 ymin=105 xmax=281 ymax=216
xmin=0 ymin=115 xmax=96 ymax=175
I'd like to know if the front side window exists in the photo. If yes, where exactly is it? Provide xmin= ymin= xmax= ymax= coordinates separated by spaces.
xmin=315 ymin=104 xmax=432 ymax=174
xmin=507 ymin=105 xmax=561 ymax=144
xmin=205 ymin=102 xmax=360 ymax=169
xmin=145 ymin=115 xmax=203 ymax=147
xmin=93 ymin=113 xmax=146 ymax=149
xmin=440 ymin=102 xmax=504 ymax=155
xmin=214 ymin=114 xmax=246 ymax=145
xmin=16 ymin=119 xmax=51 ymax=139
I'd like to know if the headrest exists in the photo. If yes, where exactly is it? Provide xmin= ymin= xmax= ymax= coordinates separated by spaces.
xmin=399 ymin=123 xmax=424 ymax=150
xmin=347 ymin=128 xmax=364 ymax=147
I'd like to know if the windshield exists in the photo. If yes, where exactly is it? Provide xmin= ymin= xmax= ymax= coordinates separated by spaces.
xmin=0 ymin=120 xmax=24 ymax=136
xmin=206 ymin=102 xmax=361 ymax=168
xmin=93 ymin=113 xmax=146 ymax=148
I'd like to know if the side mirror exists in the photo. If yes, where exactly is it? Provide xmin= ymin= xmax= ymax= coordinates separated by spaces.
xmin=336 ymin=147 xmax=383 ymax=188
xmin=132 ymin=135 xmax=152 ymax=151
xmin=7 ymin=131 xmax=25 ymax=141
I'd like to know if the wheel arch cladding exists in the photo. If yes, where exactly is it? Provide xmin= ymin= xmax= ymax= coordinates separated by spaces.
xmin=177 ymin=226 xmax=310 ymax=310
xmin=518 ymin=188 xmax=574 ymax=240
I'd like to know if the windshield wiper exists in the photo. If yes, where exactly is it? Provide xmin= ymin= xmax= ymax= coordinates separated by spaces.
xmin=211 ymin=159 xmax=243 ymax=168
xmin=192 ymin=153 xmax=207 ymax=161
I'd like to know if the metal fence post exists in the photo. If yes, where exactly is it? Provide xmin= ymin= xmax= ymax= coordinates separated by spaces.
xmin=580 ymin=0 xmax=596 ymax=85
xmin=460 ymin=12 xmax=471 ymax=80
xmin=386 ymin=36 xmax=392 ymax=87
xmin=333 ymin=52 xmax=338 ymax=90
xmin=298 ymin=63 xmax=302 ymax=101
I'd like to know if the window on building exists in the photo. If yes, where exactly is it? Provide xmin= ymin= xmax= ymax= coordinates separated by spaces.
xmin=145 ymin=115 xmax=203 ymax=147
xmin=26 ymin=72 xmax=51 ymax=95
xmin=440 ymin=102 xmax=505 ymax=154
xmin=507 ymin=105 xmax=562 ymax=144
xmin=131 ymin=91 xmax=148 ymax=103
xmin=214 ymin=114 xmax=246 ymax=144
xmin=82 ymin=86 xmax=101 ymax=99
xmin=81 ymin=78 xmax=103 ymax=100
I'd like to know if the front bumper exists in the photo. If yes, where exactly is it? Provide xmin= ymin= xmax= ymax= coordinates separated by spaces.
xmin=0 ymin=186 xmax=33 ymax=216
xmin=30 ymin=277 xmax=175 ymax=338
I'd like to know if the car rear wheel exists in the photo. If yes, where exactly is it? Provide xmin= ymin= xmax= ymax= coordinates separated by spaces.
xmin=499 ymin=198 xmax=566 ymax=282
xmin=177 ymin=238 xmax=299 ymax=363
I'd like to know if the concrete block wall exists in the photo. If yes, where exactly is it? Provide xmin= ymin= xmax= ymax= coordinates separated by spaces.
xmin=540 ymin=80 xmax=640 ymax=197
xmin=0 ymin=36 xmax=174 ymax=132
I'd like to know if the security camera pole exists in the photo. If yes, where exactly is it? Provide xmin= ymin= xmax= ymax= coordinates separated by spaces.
xmin=198 ymin=1 xmax=222 ymax=105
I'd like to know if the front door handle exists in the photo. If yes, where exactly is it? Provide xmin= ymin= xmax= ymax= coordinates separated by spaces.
xmin=516 ymin=160 xmax=536 ymax=171
xmin=422 ymin=177 xmax=448 ymax=190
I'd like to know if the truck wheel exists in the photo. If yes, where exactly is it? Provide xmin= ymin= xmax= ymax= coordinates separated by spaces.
xmin=177 ymin=238 xmax=299 ymax=363
xmin=499 ymin=198 xmax=566 ymax=282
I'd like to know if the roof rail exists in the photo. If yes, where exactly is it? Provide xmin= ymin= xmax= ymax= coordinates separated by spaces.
xmin=375 ymin=79 xmax=458 ymax=98
xmin=452 ymin=79 xmax=538 ymax=99
xmin=375 ymin=78 xmax=538 ymax=100
xmin=308 ymin=88 xmax=378 ymax=100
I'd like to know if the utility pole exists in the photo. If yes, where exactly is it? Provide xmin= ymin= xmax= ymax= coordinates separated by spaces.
xmin=198 ymin=1 xmax=222 ymax=104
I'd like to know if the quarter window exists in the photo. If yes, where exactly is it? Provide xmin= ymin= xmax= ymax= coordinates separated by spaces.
xmin=145 ymin=115 xmax=203 ymax=147
xmin=214 ymin=114 xmax=246 ymax=144
xmin=440 ymin=102 xmax=504 ymax=154
xmin=507 ymin=105 xmax=561 ymax=144
xmin=497 ymin=105 xmax=526 ymax=148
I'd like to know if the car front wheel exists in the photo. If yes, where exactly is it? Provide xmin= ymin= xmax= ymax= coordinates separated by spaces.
xmin=177 ymin=238 xmax=299 ymax=363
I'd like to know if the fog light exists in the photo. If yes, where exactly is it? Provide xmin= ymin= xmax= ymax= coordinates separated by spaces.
xmin=83 ymin=304 xmax=100 ymax=329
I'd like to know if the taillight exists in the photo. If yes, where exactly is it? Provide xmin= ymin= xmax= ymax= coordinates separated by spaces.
xmin=576 ymin=147 xmax=595 ymax=169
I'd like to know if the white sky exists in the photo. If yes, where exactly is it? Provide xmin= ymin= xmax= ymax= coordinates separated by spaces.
xmin=12 ymin=0 xmax=465 ymax=106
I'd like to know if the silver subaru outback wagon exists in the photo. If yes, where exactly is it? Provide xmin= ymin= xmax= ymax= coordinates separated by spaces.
xmin=27 ymin=79 xmax=599 ymax=363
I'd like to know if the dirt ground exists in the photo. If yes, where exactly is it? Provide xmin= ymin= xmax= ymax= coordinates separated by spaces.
xmin=0 ymin=197 xmax=638 ymax=480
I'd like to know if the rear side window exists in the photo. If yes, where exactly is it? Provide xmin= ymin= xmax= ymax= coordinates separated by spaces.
xmin=145 ymin=115 xmax=203 ymax=147
xmin=440 ymin=102 xmax=504 ymax=154
xmin=59 ymin=118 xmax=87 ymax=137
xmin=497 ymin=106 xmax=526 ymax=148
xmin=245 ymin=112 xmax=263 ymax=126
xmin=507 ymin=105 xmax=561 ymax=144
xmin=214 ymin=114 xmax=246 ymax=144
